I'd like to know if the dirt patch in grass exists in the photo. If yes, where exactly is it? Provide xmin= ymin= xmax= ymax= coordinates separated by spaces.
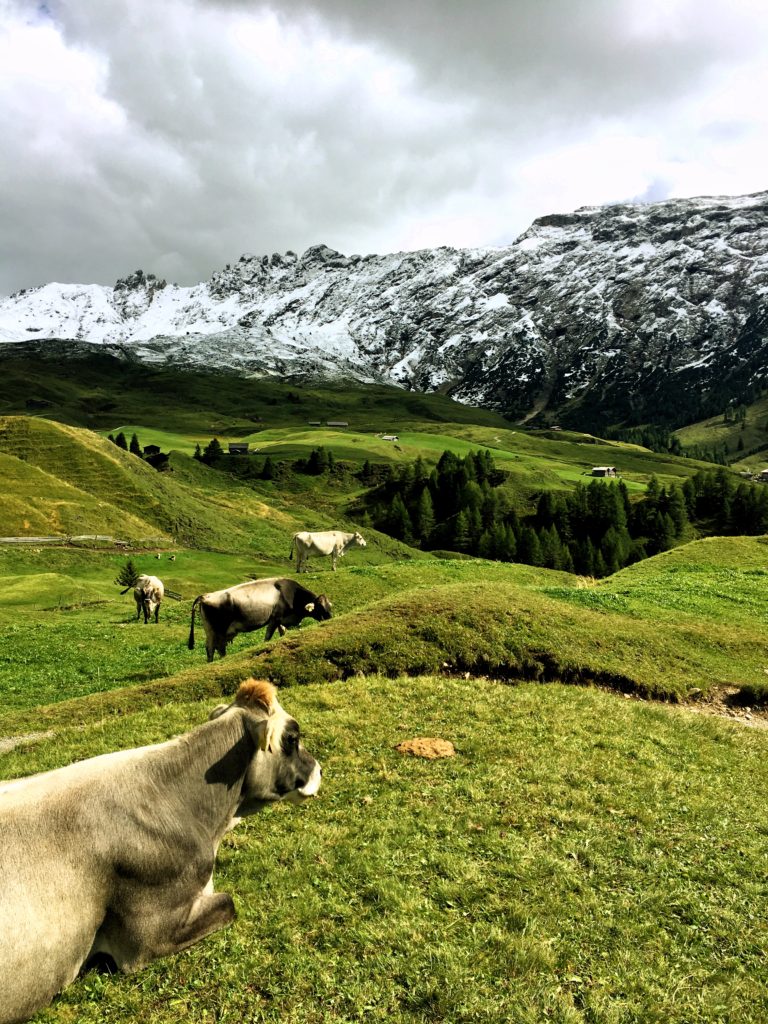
xmin=684 ymin=685 xmax=768 ymax=729
xmin=395 ymin=737 xmax=456 ymax=759
xmin=0 ymin=730 xmax=54 ymax=754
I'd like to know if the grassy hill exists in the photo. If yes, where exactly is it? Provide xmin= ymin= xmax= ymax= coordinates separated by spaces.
xmin=2 ymin=384 xmax=768 ymax=1022
xmin=0 ymin=345 xmax=510 ymax=433
xmin=0 ymin=416 xmax=420 ymax=559
xmin=674 ymin=392 xmax=768 ymax=471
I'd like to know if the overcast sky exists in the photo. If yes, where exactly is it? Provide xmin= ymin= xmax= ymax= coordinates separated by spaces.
xmin=2 ymin=0 xmax=767 ymax=293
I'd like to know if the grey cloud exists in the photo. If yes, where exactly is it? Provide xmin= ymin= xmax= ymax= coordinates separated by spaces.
xmin=1 ymin=0 xmax=766 ymax=293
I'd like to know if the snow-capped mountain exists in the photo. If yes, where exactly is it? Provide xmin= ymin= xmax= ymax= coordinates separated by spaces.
xmin=3 ymin=190 xmax=768 ymax=427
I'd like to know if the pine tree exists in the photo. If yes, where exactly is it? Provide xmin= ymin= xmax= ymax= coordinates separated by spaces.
xmin=452 ymin=510 xmax=470 ymax=552
xmin=129 ymin=433 xmax=142 ymax=456
xmin=413 ymin=487 xmax=435 ymax=545
xmin=203 ymin=437 xmax=223 ymax=462
xmin=388 ymin=494 xmax=413 ymax=543
xmin=114 ymin=432 xmax=128 ymax=450
xmin=114 ymin=559 xmax=140 ymax=590
xmin=518 ymin=526 xmax=543 ymax=566
xmin=478 ymin=529 xmax=494 ymax=559
xmin=467 ymin=506 xmax=483 ymax=551
xmin=261 ymin=456 xmax=276 ymax=480
xmin=193 ymin=443 xmax=202 ymax=460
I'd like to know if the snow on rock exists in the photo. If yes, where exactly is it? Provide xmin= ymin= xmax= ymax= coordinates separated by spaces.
xmin=3 ymin=192 xmax=768 ymax=426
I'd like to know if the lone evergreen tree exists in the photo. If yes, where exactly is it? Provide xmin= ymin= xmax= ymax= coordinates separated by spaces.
xmin=203 ymin=437 xmax=223 ymax=463
xmin=129 ymin=433 xmax=142 ymax=456
xmin=114 ymin=431 xmax=128 ymax=450
xmin=114 ymin=559 xmax=140 ymax=592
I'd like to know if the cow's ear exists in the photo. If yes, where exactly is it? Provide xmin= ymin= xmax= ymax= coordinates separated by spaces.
xmin=209 ymin=703 xmax=229 ymax=720
xmin=242 ymin=715 xmax=269 ymax=752
xmin=305 ymin=602 xmax=315 ymax=612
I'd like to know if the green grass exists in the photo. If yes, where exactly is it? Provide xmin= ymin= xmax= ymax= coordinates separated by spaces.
xmin=3 ymin=390 xmax=768 ymax=1023
xmin=4 ymin=677 xmax=768 ymax=1023
xmin=2 ymin=536 xmax=767 ymax=727
xmin=103 ymin=422 xmax=712 ymax=496
xmin=674 ymin=394 xmax=768 ymax=449
xmin=0 ymin=347 xmax=511 ymax=434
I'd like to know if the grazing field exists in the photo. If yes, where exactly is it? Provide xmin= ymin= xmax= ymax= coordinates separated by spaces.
xmin=2 ymin=383 xmax=768 ymax=1023
xmin=104 ymin=422 xmax=708 ymax=496
xmin=3 ymin=678 xmax=768 ymax=1024
xmin=2 ymin=536 xmax=767 ymax=728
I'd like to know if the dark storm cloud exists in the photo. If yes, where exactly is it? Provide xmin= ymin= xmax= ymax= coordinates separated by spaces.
xmin=1 ymin=0 xmax=767 ymax=293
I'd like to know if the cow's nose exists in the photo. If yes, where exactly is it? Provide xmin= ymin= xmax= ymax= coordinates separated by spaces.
xmin=298 ymin=761 xmax=322 ymax=797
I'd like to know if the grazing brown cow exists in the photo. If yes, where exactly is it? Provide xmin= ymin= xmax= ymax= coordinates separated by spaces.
xmin=189 ymin=577 xmax=332 ymax=662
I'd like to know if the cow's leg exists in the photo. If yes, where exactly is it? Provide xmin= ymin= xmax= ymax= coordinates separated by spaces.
xmin=136 ymin=601 xmax=142 ymax=621
xmin=216 ymin=638 xmax=227 ymax=659
xmin=265 ymin=621 xmax=276 ymax=641
xmin=102 ymin=892 xmax=236 ymax=974
xmin=154 ymin=604 xmax=160 ymax=624
xmin=143 ymin=602 xmax=151 ymax=624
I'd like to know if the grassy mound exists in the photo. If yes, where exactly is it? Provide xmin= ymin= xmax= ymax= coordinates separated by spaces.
xmin=2 ymin=677 xmax=768 ymax=1023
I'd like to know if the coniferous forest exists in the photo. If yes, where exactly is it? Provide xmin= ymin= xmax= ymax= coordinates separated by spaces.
xmin=356 ymin=450 xmax=768 ymax=577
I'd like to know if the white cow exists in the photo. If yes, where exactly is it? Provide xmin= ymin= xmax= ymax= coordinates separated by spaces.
xmin=289 ymin=530 xmax=366 ymax=572
xmin=133 ymin=574 xmax=164 ymax=623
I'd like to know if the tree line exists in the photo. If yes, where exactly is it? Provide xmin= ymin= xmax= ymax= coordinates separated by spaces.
xmin=358 ymin=450 xmax=768 ymax=577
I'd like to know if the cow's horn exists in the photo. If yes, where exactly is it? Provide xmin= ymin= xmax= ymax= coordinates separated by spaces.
xmin=305 ymin=601 xmax=315 ymax=612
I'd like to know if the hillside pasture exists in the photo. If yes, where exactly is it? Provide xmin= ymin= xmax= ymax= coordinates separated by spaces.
xmin=3 ymin=396 xmax=768 ymax=1021
xmin=2 ymin=537 xmax=767 ymax=727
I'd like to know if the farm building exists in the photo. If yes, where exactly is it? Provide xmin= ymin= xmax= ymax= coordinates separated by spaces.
xmin=591 ymin=466 xmax=617 ymax=478
xmin=381 ymin=434 xmax=399 ymax=441
xmin=756 ymin=469 xmax=768 ymax=483
xmin=327 ymin=420 xmax=349 ymax=428
xmin=308 ymin=420 xmax=321 ymax=426
xmin=143 ymin=444 xmax=161 ymax=457
xmin=228 ymin=442 xmax=250 ymax=456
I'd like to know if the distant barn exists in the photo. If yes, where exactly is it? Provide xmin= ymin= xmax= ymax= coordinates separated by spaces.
xmin=756 ymin=469 xmax=768 ymax=483
xmin=381 ymin=434 xmax=399 ymax=441
xmin=228 ymin=442 xmax=250 ymax=456
xmin=308 ymin=420 xmax=321 ymax=426
xmin=591 ymin=466 xmax=617 ymax=478
xmin=143 ymin=444 xmax=161 ymax=457
xmin=326 ymin=420 xmax=349 ymax=428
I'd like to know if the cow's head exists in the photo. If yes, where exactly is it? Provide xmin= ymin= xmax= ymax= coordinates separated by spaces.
xmin=353 ymin=532 xmax=367 ymax=548
xmin=304 ymin=594 xmax=333 ymax=622
xmin=211 ymin=678 xmax=321 ymax=812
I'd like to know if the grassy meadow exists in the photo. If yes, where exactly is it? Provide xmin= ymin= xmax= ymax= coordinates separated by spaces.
xmin=1 ymin=377 xmax=768 ymax=1023
xmin=3 ymin=678 xmax=768 ymax=1024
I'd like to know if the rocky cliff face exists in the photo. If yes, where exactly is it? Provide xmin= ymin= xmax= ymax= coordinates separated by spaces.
xmin=2 ymin=191 xmax=768 ymax=428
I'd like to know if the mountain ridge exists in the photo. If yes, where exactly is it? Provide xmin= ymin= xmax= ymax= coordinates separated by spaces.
xmin=3 ymin=189 xmax=768 ymax=429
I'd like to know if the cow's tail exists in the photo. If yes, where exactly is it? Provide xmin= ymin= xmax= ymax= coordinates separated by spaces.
xmin=188 ymin=595 xmax=203 ymax=650
xmin=289 ymin=535 xmax=295 ymax=561
xmin=120 ymin=586 xmax=132 ymax=595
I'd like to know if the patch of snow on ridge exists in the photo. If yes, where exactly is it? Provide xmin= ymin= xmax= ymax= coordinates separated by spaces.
xmin=482 ymin=293 xmax=510 ymax=311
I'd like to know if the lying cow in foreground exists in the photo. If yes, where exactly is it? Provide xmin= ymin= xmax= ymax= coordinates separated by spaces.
xmin=189 ymin=577 xmax=332 ymax=662
xmin=0 ymin=679 xmax=321 ymax=1024
xmin=290 ymin=529 xmax=366 ymax=572
xmin=121 ymin=573 xmax=164 ymax=623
